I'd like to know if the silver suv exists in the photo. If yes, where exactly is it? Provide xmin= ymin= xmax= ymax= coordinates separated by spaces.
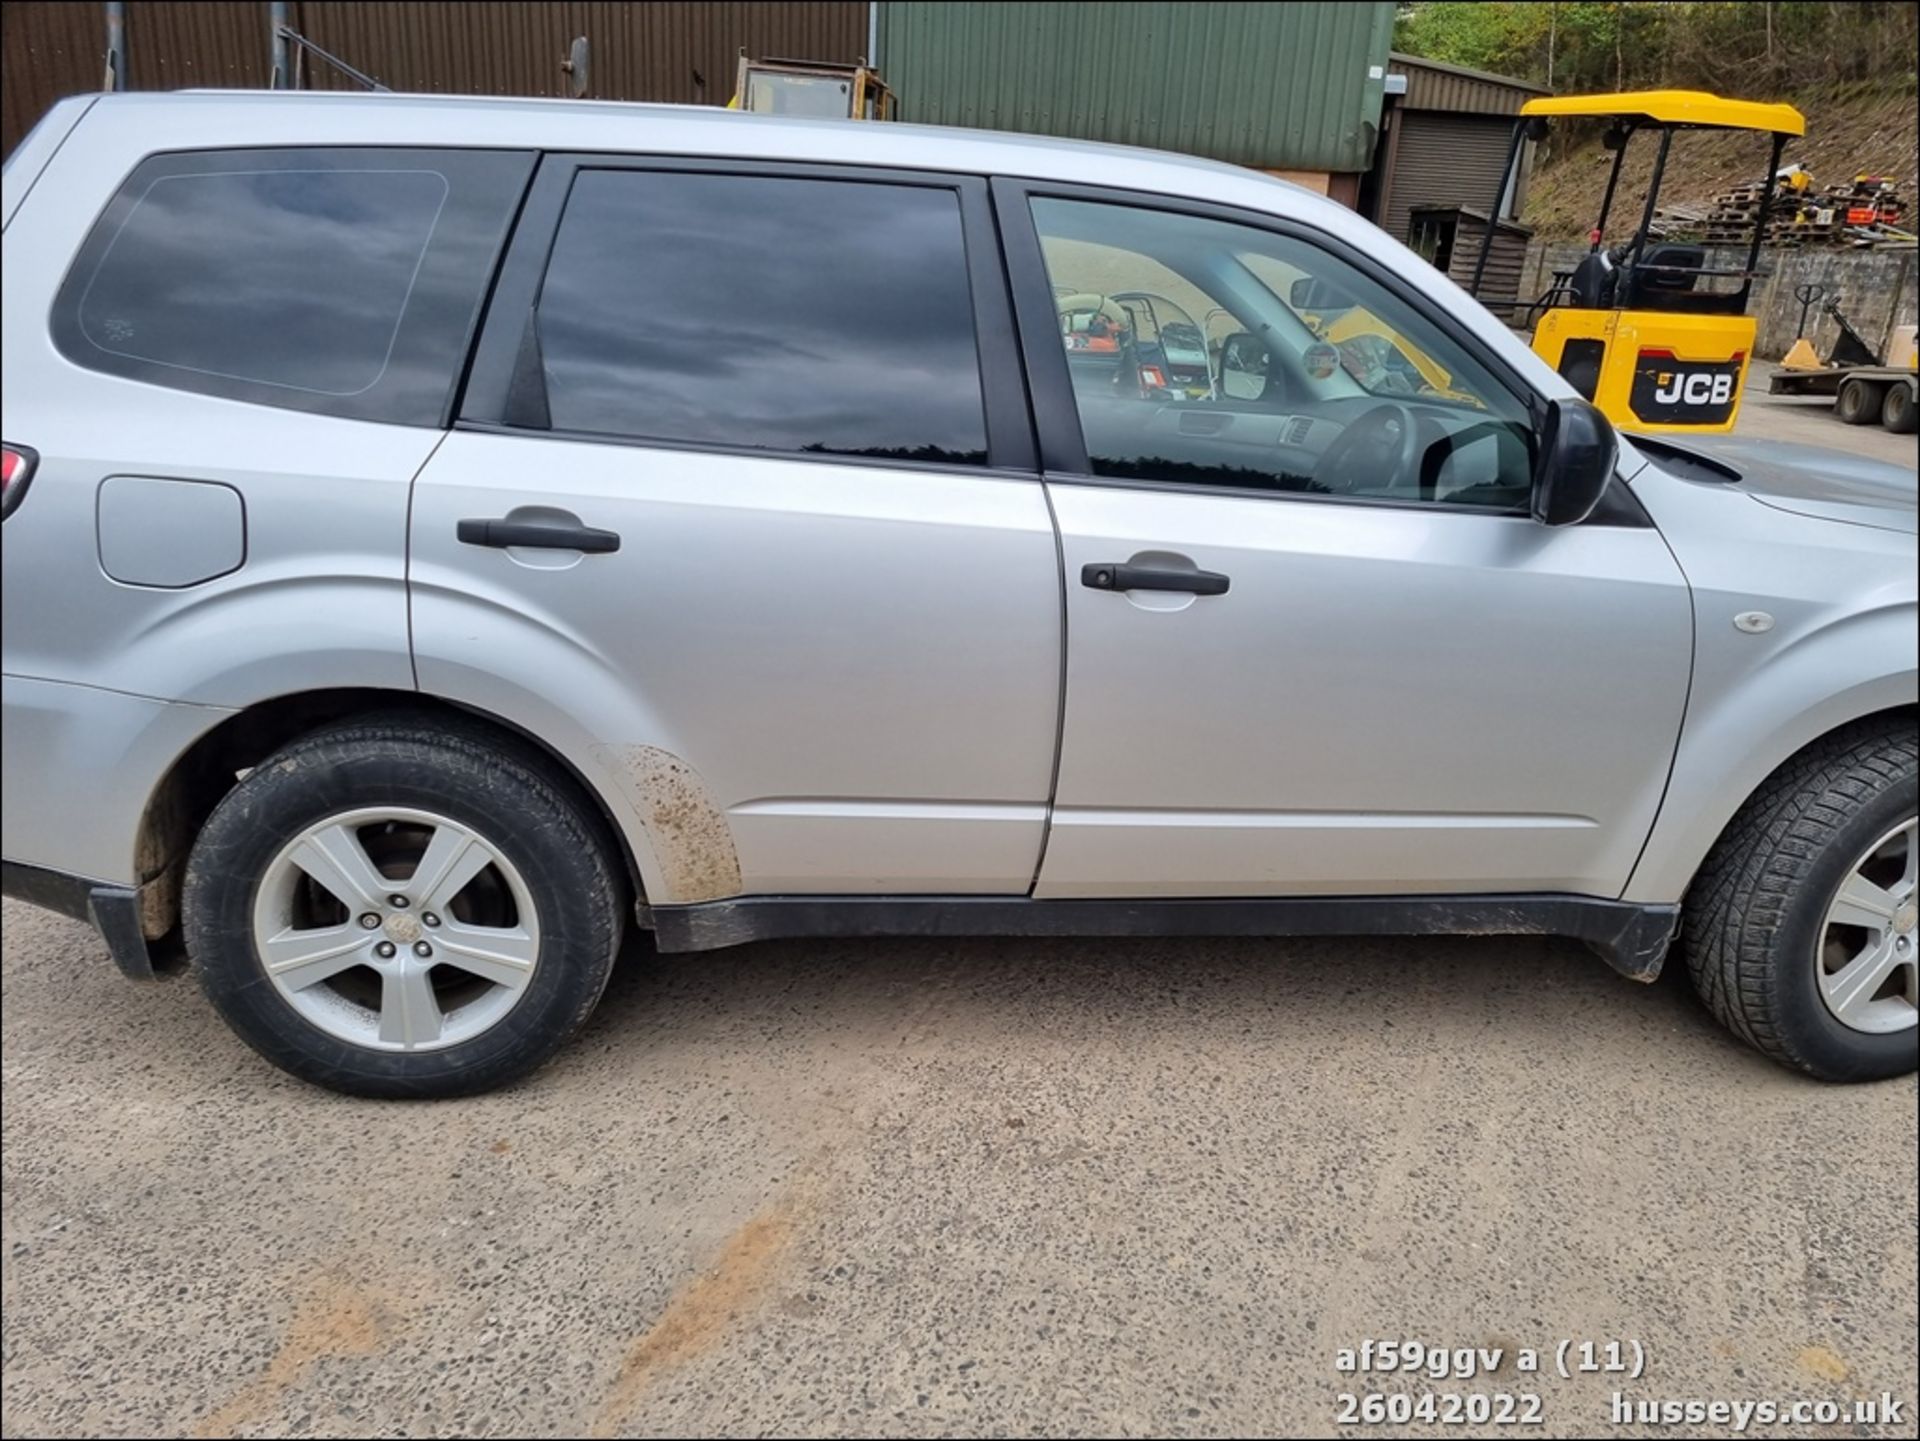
xmin=4 ymin=93 xmax=1914 ymax=1096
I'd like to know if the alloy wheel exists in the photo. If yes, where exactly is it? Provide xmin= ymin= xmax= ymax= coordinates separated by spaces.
xmin=1816 ymin=816 xmax=1919 ymax=1034
xmin=250 ymin=807 xmax=540 ymax=1051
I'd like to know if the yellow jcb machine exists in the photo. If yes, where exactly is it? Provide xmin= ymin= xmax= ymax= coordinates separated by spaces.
xmin=1468 ymin=92 xmax=1805 ymax=434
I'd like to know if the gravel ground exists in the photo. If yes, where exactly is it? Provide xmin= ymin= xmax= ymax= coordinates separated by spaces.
xmin=1735 ymin=365 xmax=1918 ymax=469
xmin=2 ymin=379 xmax=1914 ymax=1440
xmin=3 ymin=898 xmax=1914 ymax=1439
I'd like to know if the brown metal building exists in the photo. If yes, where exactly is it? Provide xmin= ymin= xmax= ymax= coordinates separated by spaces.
xmin=1365 ymin=51 xmax=1546 ymax=245
xmin=3 ymin=1 xmax=870 ymax=155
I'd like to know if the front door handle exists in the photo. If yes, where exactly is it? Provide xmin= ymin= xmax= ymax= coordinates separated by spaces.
xmin=1082 ymin=561 xmax=1230 ymax=596
xmin=457 ymin=517 xmax=621 ymax=553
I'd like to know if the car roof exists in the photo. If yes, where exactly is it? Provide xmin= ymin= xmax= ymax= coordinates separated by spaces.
xmin=158 ymin=87 xmax=1273 ymax=189
xmin=57 ymin=90 xmax=1581 ymax=409
xmin=88 ymin=88 xmax=1376 ymax=252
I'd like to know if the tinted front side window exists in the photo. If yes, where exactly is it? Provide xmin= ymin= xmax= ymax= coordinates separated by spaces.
xmin=53 ymin=148 xmax=534 ymax=425
xmin=535 ymin=170 xmax=987 ymax=465
xmin=1031 ymin=198 xmax=1536 ymax=509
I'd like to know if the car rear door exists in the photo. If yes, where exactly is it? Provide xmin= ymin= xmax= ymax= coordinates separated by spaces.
xmin=408 ymin=158 xmax=1062 ymax=904
xmin=997 ymin=180 xmax=1693 ymax=901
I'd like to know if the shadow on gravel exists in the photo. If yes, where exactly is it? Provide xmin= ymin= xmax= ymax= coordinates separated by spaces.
xmin=580 ymin=927 xmax=1763 ymax=1076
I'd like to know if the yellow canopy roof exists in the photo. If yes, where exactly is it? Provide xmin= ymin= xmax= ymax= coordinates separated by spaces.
xmin=1521 ymin=90 xmax=1804 ymax=136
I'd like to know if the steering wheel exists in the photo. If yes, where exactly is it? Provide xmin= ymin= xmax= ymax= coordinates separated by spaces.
xmin=1311 ymin=402 xmax=1420 ymax=496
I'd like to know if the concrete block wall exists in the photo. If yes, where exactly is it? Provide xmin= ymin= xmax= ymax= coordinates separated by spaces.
xmin=1510 ymin=241 xmax=1917 ymax=362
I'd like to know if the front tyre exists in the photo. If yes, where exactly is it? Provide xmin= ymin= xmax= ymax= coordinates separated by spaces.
xmin=1684 ymin=719 xmax=1918 ymax=1081
xmin=183 ymin=718 xmax=623 ymax=1097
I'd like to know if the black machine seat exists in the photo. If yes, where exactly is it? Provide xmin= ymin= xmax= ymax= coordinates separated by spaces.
xmin=1567 ymin=251 xmax=1617 ymax=309
xmin=1633 ymin=243 xmax=1706 ymax=290
xmin=1622 ymin=245 xmax=1746 ymax=315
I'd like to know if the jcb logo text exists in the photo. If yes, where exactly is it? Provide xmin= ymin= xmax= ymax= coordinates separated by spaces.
xmin=1652 ymin=371 xmax=1735 ymax=407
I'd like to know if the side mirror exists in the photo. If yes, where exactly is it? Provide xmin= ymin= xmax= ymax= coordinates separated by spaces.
xmin=1532 ymin=398 xmax=1617 ymax=526
xmin=1218 ymin=332 xmax=1270 ymax=399
xmin=1220 ymin=332 xmax=1268 ymax=373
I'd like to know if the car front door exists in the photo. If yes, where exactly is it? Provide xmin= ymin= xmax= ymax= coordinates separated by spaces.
xmin=408 ymin=159 xmax=1061 ymax=902
xmin=999 ymin=183 xmax=1694 ymax=900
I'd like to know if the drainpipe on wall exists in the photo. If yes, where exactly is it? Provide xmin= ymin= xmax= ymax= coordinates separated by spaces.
xmin=103 ymin=1 xmax=126 ymax=91
xmin=270 ymin=2 xmax=292 ymax=88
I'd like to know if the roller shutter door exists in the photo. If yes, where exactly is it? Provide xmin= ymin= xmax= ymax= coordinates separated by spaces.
xmin=1385 ymin=112 xmax=1515 ymax=243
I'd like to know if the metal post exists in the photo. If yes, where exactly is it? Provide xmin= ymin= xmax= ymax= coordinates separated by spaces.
xmin=1631 ymin=127 xmax=1673 ymax=261
xmin=1741 ymin=132 xmax=1788 ymax=306
xmin=1592 ymin=137 xmax=1628 ymax=250
xmin=103 ymin=1 xmax=126 ymax=91
xmin=1468 ymin=119 xmax=1526 ymax=301
xmin=270 ymin=2 xmax=291 ymax=88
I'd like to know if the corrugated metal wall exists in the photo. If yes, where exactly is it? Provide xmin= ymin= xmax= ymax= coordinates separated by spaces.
xmin=127 ymin=1 xmax=266 ymax=90
xmin=3 ymin=2 xmax=866 ymax=155
xmin=297 ymin=2 xmax=864 ymax=104
xmin=3 ymin=2 xmax=113 ymax=155
xmin=1388 ymin=53 xmax=1543 ymax=118
xmin=1383 ymin=112 xmax=1514 ymax=243
xmin=874 ymin=1 xmax=1393 ymax=173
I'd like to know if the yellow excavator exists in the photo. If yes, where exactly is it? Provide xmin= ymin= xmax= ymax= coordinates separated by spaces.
xmin=1467 ymin=91 xmax=1805 ymax=434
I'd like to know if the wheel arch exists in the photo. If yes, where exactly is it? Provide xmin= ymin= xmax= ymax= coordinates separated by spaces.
xmin=1627 ymin=691 xmax=1919 ymax=906
xmin=132 ymin=687 xmax=653 ymax=946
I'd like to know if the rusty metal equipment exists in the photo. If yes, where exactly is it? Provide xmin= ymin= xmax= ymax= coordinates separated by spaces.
xmin=731 ymin=54 xmax=895 ymax=120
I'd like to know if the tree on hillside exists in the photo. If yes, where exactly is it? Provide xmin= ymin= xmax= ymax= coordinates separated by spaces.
xmin=1393 ymin=1 xmax=1917 ymax=96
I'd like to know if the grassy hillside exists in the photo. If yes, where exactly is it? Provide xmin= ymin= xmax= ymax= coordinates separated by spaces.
xmin=1394 ymin=2 xmax=1917 ymax=244
xmin=1520 ymin=85 xmax=1919 ymax=241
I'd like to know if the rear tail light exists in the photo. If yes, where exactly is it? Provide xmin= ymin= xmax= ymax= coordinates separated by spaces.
xmin=1 ymin=444 xmax=35 ymax=519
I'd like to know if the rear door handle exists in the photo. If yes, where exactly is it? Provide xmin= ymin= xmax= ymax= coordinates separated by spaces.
xmin=457 ymin=517 xmax=621 ymax=553
xmin=1081 ymin=562 xmax=1230 ymax=596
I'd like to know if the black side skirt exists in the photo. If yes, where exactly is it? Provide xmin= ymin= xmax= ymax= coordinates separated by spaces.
xmin=649 ymin=894 xmax=1681 ymax=981
xmin=2 ymin=860 xmax=157 ymax=980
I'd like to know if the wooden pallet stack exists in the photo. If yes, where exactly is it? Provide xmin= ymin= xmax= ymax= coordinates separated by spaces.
xmin=1668 ymin=176 xmax=1914 ymax=249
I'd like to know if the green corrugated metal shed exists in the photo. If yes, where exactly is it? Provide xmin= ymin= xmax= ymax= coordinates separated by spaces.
xmin=873 ymin=1 xmax=1395 ymax=173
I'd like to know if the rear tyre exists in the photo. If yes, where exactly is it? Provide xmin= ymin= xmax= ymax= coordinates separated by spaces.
xmin=1882 ymin=381 xmax=1917 ymax=435
xmin=1835 ymin=376 xmax=1883 ymax=425
xmin=1683 ymin=719 xmax=1918 ymax=1082
xmin=182 ymin=717 xmax=623 ymax=1097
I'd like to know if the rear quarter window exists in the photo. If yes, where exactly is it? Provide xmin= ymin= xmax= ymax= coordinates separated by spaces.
xmin=50 ymin=147 xmax=534 ymax=426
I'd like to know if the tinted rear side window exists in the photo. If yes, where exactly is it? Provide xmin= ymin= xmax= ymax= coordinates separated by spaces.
xmin=534 ymin=170 xmax=987 ymax=465
xmin=52 ymin=148 xmax=534 ymax=426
